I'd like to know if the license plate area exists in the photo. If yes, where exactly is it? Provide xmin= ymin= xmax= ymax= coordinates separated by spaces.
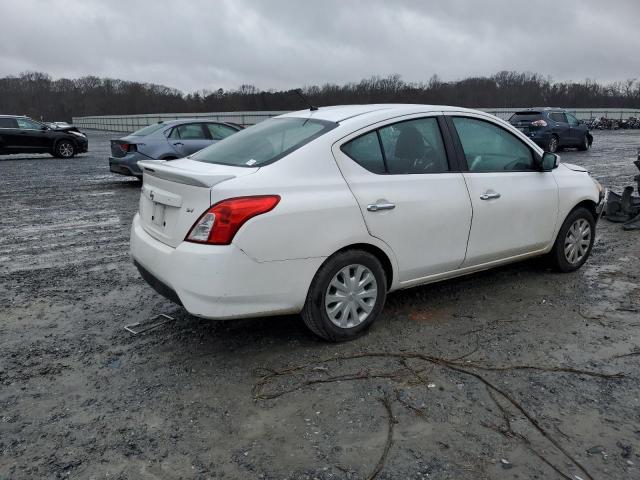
xmin=151 ymin=202 xmax=167 ymax=227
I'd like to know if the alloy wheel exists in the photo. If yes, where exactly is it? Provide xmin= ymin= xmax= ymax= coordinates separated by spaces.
xmin=549 ymin=137 xmax=558 ymax=153
xmin=324 ymin=264 xmax=378 ymax=328
xmin=564 ymin=218 xmax=591 ymax=264
xmin=59 ymin=142 xmax=74 ymax=158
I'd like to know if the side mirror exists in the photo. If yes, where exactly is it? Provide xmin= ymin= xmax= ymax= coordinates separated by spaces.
xmin=541 ymin=152 xmax=559 ymax=171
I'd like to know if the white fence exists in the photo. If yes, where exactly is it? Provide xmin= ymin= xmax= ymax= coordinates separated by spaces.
xmin=73 ymin=108 xmax=640 ymax=133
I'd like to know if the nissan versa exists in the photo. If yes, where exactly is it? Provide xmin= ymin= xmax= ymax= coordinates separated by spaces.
xmin=130 ymin=105 xmax=606 ymax=341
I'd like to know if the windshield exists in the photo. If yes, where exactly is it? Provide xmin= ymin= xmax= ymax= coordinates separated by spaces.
xmin=509 ymin=112 xmax=542 ymax=123
xmin=191 ymin=117 xmax=337 ymax=167
xmin=130 ymin=123 xmax=167 ymax=136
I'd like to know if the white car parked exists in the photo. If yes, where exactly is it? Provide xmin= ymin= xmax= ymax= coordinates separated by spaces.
xmin=130 ymin=104 xmax=605 ymax=341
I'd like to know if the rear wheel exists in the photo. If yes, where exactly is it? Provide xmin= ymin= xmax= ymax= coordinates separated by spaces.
xmin=549 ymin=207 xmax=595 ymax=272
xmin=301 ymin=250 xmax=387 ymax=341
xmin=547 ymin=135 xmax=559 ymax=153
xmin=54 ymin=140 xmax=75 ymax=158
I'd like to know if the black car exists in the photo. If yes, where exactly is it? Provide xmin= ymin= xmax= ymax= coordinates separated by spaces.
xmin=0 ymin=115 xmax=88 ymax=158
xmin=508 ymin=108 xmax=593 ymax=153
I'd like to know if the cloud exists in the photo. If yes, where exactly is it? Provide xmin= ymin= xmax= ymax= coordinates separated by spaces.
xmin=0 ymin=0 xmax=638 ymax=92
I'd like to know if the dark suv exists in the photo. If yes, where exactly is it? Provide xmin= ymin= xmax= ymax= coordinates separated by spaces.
xmin=508 ymin=108 xmax=593 ymax=153
xmin=0 ymin=115 xmax=88 ymax=158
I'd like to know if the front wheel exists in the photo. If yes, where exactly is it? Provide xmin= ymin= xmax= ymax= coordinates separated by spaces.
xmin=549 ymin=207 xmax=595 ymax=272
xmin=547 ymin=135 xmax=559 ymax=153
xmin=301 ymin=250 xmax=387 ymax=341
xmin=54 ymin=140 xmax=76 ymax=158
xmin=578 ymin=134 xmax=591 ymax=151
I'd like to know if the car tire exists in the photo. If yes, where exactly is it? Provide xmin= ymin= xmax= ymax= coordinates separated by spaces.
xmin=301 ymin=250 xmax=387 ymax=342
xmin=547 ymin=135 xmax=559 ymax=153
xmin=54 ymin=140 xmax=76 ymax=158
xmin=549 ymin=207 xmax=595 ymax=272
xmin=578 ymin=134 xmax=590 ymax=151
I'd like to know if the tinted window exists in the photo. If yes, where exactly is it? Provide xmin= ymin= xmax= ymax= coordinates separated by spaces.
xmin=0 ymin=118 xmax=18 ymax=128
xmin=549 ymin=112 xmax=568 ymax=123
xmin=452 ymin=117 xmax=534 ymax=172
xmin=175 ymin=123 xmax=206 ymax=140
xmin=191 ymin=117 xmax=336 ymax=167
xmin=379 ymin=117 xmax=449 ymax=174
xmin=566 ymin=112 xmax=579 ymax=126
xmin=206 ymin=123 xmax=238 ymax=140
xmin=341 ymin=131 xmax=385 ymax=174
xmin=509 ymin=112 xmax=542 ymax=123
xmin=130 ymin=123 xmax=167 ymax=136
xmin=17 ymin=118 xmax=42 ymax=129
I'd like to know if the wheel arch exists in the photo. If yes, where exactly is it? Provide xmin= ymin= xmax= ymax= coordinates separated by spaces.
xmin=571 ymin=199 xmax=598 ymax=219
xmin=329 ymin=242 xmax=395 ymax=290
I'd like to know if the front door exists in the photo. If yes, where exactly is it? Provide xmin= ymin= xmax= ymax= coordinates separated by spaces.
xmin=16 ymin=117 xmax=50 ymax=150
xmin=333 ymin=115 xmax=472 ymax=282
xmin=446 ymin=114 xmax=559 ymax=266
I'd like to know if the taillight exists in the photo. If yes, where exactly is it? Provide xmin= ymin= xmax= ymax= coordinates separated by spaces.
xmin=531 ymin=120 xmax=547 ymax=127
xmin=185 ymin=195 xmax=280 ymax=245
xmin=119 ymin=143 xmax=137 ymax=153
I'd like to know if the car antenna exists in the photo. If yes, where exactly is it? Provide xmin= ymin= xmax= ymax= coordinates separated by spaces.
xmin=295 ymin=89 xmax=318 ymax=111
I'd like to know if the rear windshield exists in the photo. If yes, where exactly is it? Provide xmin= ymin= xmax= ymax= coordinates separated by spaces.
xmin=509 ymin=112 xmax=542 ymax=123
xmin=191 ymin=117 xmax=337 ymax=167
xmin=130 ymin=123 xmax=168 ymax=136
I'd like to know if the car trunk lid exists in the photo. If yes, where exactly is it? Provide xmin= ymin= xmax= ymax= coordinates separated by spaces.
xmin=510 ymin=111 xmax=543 ymax=134
xmin=110 ymin=136 xmax=137 ymax=158
xmin=137 ymin=159 xmax=257 ymax=247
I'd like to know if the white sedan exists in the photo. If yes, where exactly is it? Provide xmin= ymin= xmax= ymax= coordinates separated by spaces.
xmin=130 ymin=104 xmax=605 ymax=341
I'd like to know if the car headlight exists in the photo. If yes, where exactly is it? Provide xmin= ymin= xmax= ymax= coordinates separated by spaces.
xmin=591 ymin=177 xmax=605 ymax=201
xmin=69 ymin=131 xmax=87 ymax=138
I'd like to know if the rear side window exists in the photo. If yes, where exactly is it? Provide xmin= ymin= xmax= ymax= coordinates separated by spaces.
xmin=452 ymin=117 xmax=534 ymax=172
xmin=509 ymin=112 xmax=542 ymax=123
xmin=174 ymin=123 xmax=206 ymax=140
xmin=206 ymin=123 xmax=238 ymax=140
xmin=379 ymin=118 xmax=449 ymax=173
xmin=549 ymin=112 xmax=568 ymax=123
xmin=341 ymin=132 xmax=385 ymax=174
xmin=0 ymin=118 xmax=18 ymax=128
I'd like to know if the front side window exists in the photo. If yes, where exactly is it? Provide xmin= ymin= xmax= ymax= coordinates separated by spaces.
xmin=17 ymin=118 xmax=42 ymax=130
xmin=549 ymin=112 xmax=568 ymax=123
xmin=452 ymin=117 xmax=534 ymax=172
xmin=191 ymin=117 xmax=336 ymax=167
xmin=566 ymin=112 xmax=579 ymax=126
xmin=206 ymin=123 xmax=238 ymax=140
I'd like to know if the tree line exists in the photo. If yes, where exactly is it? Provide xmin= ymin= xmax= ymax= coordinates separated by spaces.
xmin=1 ymin=71 xmax=639 ymax=122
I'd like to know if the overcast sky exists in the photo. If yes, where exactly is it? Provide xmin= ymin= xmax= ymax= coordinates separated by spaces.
xmin=1 ymin=0 xmax=638 ymax=92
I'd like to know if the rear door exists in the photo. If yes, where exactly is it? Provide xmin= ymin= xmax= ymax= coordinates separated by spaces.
xmin=167 ymin=123 xmax=212 ymax=157
xmin=333 ymin=114 xmax=472 ymax=282
xmin=0 ymin=117 xmax=21 ymax=150
xmin=445 ymin=113 xmax=558 ymax=266
xmin=548 ymin=112 xmax=570 ymax=146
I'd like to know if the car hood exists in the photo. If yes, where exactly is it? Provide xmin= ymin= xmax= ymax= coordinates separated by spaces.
xmin=561 ymin=162 xmax=588 ymax=172
xmin=52 ymin=125 xmax=82 ymax=133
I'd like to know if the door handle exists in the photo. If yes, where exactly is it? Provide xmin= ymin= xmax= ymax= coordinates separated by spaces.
xmin=173 ymin=142 xmax=184 ymax=146
xmin=480 ymin=192 xmax=501 ymax=200
xmin=367 ymin=202 xmax=396 ymax=212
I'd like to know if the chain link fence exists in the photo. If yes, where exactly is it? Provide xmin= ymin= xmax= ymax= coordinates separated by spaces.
xmin=73 ymin=108 xmax=640 ymax=132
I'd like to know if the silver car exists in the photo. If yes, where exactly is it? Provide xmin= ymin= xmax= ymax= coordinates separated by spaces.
xmin=109 ymin=119 xmax=241 ymax=178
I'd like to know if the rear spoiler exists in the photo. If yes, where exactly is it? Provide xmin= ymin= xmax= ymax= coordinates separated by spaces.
xmin=138 ymin=160 xmax=236 ymax=188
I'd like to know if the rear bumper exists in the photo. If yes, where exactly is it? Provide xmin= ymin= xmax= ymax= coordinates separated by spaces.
xmin=129 ymin=213 xmax=324 ymax=319
xmin=109 ymin=152 xmax=149 ymax=177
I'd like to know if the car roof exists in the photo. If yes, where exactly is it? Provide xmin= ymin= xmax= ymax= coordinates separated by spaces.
xmin=515 ymin=107 xmax=566 ymax=113
xmin=150 ymin=119 xmax=238 ymax=128
xmin=278 ymin=104 xmax=480 ymax=123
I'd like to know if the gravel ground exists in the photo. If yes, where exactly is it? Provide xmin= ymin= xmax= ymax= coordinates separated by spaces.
xmin=1 ymin=129 xmax=639 ymax=480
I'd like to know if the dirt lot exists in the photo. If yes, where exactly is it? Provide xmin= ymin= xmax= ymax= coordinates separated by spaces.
xmin=1 ymin=130 xmax=639 ymax=480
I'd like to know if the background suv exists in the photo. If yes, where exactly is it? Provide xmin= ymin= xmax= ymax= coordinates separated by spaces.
xmin=109 ymin=119 xmax=241 ymax=178
xmin=0 ymin=115 xmax=88 ymax=158
xmin=508 ymin=108 xmax=593 ymax=153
